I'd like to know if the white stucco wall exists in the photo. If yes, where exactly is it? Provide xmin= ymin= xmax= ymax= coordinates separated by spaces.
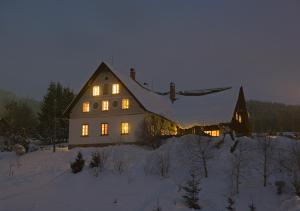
xmin=68 ymin=68 xmax=148 ymax=146
xmin=69 ymin=114 xmax=146 ymax=145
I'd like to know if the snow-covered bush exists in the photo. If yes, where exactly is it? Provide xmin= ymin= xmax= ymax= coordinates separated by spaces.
xmin=70 ymin=152 xmax=85 ymax=174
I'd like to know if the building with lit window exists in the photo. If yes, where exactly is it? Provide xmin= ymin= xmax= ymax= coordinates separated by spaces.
xmin=65 ymin=62 xmax=250 ymax=148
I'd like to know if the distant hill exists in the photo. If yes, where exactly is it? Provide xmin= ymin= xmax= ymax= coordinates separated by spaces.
xmin=247 ymin=100 xmax=300 ymax=133
xmin=0 ymin=89 xmax=40 ymax=118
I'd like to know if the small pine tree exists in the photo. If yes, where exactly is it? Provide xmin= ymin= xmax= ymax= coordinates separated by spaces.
xmin=248 ymin=200 xmax=256 ymax=211
xmin=89 ymin=152 xmax=100 ymax=168
xmin=182 ymin=173 xmax=201 ymax=210
xmin=71 ymin=152 xmax=85 ymax=173
xmin=226 ymin=197 xmax=235 ymax=211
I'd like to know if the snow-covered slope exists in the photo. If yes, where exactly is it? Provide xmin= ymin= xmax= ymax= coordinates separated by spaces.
xmin=0 ymin=136 xmax=300 ymax=211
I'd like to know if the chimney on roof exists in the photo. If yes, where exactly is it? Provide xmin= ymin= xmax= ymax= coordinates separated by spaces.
xmin=130 ymin=68 xmax=136 ymax=80
xmin=170 ymin=82 xmax=176 ymax=103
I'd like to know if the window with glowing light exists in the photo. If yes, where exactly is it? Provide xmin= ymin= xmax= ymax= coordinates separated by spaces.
xmin=102 ymin=100 xmax=109 ymax=111
xmin=82 ymin=124 xmax=89 ymax=136
xmin=93 ymin=86 xmax=100 ymax=96
xmin=82 ymin=102 xmax=90 ymax=112
xmin=101 ymin=123 xmax=108 ymax=136
xmin=204 ymin=130 xmax=220 ymax=137
xmin=122 ymin=99 xmax=129 ymax=109
xmin=238 ymin=115 xmax=242 ymax=123
xmin=112 ymin=84 xmax=120 ymax=94
xmin=121 ymin=122 xmax=129 ymax=135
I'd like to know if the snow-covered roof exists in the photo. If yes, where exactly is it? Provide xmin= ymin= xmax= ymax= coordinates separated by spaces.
xmin=105 ymin=63 xmax=175 ymax=121
xmin=66 ymin=62 xmax=239 ymax=129
xmin=106 ymin=63 xmax=238 ymax=128
xmin=168 ymin=88 xmax=238 ymax=128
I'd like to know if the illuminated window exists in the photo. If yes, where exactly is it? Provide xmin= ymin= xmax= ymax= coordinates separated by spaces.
xmin=121 ymin=122 xmax=129 ymax=135
xmin=102 ymin=100 xmax=109 ymax=111
xmin=101 ymin=123 xmax=108 ymax=136
xmin=238 ymin=115 xmax=242 ymax=123
xmin=122 ymin=99 xmax=129 ymax=109
xmin=82 ymin=124 xmax=89 ymax=136
xmin=93 ymin=86 xmax=100 ymax=96
xmin=112 ymin=84 xmax=120 ymax=94
xmin=82 ymin=102 xmax=90 ymax=112
xmin=204 ymin=130 xmax=220 ymax=137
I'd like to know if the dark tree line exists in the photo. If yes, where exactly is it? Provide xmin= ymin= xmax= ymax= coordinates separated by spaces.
xmin=0 ymin=82 xmax=74 ymax=147
xmin=247 ymin=100 xmax=300 ymax=133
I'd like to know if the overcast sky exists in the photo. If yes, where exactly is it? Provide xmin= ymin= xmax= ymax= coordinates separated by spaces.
xmin=0 ymin=0 xmax=300 ymax=104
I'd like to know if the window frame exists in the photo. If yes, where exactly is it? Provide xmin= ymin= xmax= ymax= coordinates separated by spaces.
xmin=81 ymin=124 xmax=89 ymax=137
xmin=100 ymin=123 xmax=109 ymax=136
xmin=101 ymin=100 xmax=109 ymax=111
xmin=122 ymin=99 xmax=129 ymax=110
xmin=82 ymin=102 xmax=90 ymax=113
xmin=121 ymin=122 xmax=129 ymax=135
xmin=92 ymin=85 xmax=100 ymax=96
xmin=112 ymin=83 xmax=120 ymax=95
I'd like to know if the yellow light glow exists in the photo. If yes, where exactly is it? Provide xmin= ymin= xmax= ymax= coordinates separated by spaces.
xmin=82 ymin=102 xmax=90 ymax=112
xmin=121 ymin=122 xmax=129 ymax=135
xmin=93 ymin=86 xmax=100 ymax=96
xmin=112 ymin=84 xmax=120 ymax=94
xmin=82 ymin=124 xmax=89 ymax=136
xmin=101 ymin=123 xmax=108 ymax=136
xmin=238 ymin=115 xmax=242 ymax=123
xmin=204 ymin=130 xmax=220 ymax=137
xmin=122 ymin=99 xmax=129 ymax=109
xmin=102 ymin=100 xmax=109 ymax=111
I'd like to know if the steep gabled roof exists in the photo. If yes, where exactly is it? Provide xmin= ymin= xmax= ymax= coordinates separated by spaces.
xmin=65 ymin=61 xmax=243 ymax=129
xmin=64 ymin=62 xmax=174 ymax=122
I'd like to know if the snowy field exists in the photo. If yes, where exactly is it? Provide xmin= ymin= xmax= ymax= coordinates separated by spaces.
xmin=1 ymin=135 xmax=300 ymax=211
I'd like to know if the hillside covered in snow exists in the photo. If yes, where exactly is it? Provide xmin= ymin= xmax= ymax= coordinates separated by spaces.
xmin=1 ymin=135 xmax=300 ymax=211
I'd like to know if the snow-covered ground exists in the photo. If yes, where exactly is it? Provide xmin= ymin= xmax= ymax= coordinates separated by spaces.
xmin=1 ymin=135 xmax=300 ymax=211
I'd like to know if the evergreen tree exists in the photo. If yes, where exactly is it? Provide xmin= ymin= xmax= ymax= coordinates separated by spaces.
xmin=71 ymin=152 xmax=85 ymax=173
xmin=3 ymin=100 xmax=38 ymax=138
xmin=38 ymin=82 xmax=74 ymax=143
xmin=182 ymin=173 xmax=201 ymax=210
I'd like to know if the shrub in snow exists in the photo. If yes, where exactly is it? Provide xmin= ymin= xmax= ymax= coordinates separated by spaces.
xmin=182 ymin=173 xmax=201 ymax=210
xmin=248 ymin=200 xmax=256 ymax=211
xmin=278 ymin=142 xmax=300 ymax=197
xmin=226 ymin=197 xmax=235 ymax=211
xmin=113 ymin=157 xmax=126 ymax=174
xmin=144 ymin=151 xmax=170 ymax=178
xmin=230 ymin=141 xmax=249 ymax=194
xmin=89 ymin=152 xmax=100 ymax=168
xmin=275 ymin=181 xmax=286 ymax=195
xmin=90 ymin=151 xmax=109 ymax=176
xmin=256 ymin=135 xmax=274 ymax=187
xmin=14 ymin=144 xmax=26 ymax=156
xmin=70 ymin=152 xmax=85 ymax=174
xmin=186 ymin=136 xmax=213 ymax=178
xmin=152 ymin=198 xmax=162 ymax=211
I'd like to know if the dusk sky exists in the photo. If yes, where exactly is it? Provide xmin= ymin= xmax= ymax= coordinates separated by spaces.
xmin=0 ymin=0 xmax=300 ymax=104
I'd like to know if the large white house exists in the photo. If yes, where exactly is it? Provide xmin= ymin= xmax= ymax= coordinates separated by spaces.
xmin=65 ymin=62 xmax=250 ymax=148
